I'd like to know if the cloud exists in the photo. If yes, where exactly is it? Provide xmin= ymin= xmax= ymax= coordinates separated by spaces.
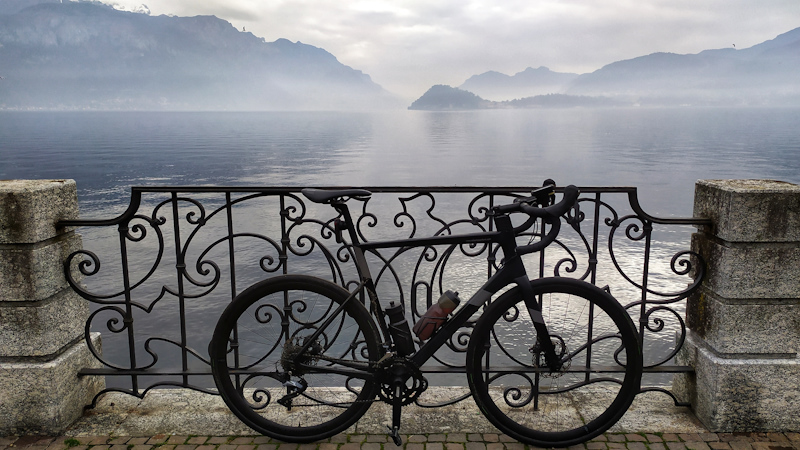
xmin=142 ymin=0 xmax=261 ymax=21
xmin=99 ymin=0 xmax=800 ymax=99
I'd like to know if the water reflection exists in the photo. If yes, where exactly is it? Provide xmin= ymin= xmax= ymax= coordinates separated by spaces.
xmin=67 ymin=188 xmax=699 ymax=395
xmin=3 ymin=107 xmax=799 ymax=395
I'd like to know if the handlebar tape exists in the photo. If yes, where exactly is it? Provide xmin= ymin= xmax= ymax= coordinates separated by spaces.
xmin=519 ymin=185 xmax=579 ymax=219
xmin=513 ymin=185 xmax=580 ymax=256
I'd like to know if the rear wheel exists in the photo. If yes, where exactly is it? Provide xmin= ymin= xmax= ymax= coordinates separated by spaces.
xmin=210 ymin=275 xmax=381 ymax=442
xmin=467 ymin=278 xmax=642 ymax=447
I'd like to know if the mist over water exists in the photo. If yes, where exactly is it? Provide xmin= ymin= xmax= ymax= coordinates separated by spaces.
xmin=2 ymin=108 xmax=799 ymax=217
xmin=2 ymin=107 xmax=799 ymax=388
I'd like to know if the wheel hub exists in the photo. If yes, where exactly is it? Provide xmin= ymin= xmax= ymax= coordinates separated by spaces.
xmin=280 ymin=336 xmax=323 ymax=375
xmin=530 ymin=335 xmax=571 ymax=378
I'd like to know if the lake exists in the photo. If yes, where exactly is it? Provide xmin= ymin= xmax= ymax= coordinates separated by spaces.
xmin=2 ymin=107 xmax=799 ymax=390
xmin=3 ymin=107 xmax=799 ymax=218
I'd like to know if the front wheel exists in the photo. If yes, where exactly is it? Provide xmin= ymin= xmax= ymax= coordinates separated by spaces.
xmin=209 ymin=275 xmax=381 ymax=442
xmin=467 ymin=278 xmax=642 ymax=447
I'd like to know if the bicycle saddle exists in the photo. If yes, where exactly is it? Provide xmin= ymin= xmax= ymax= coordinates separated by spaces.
xmin=301 ymin=188 xmax=372 ymax=204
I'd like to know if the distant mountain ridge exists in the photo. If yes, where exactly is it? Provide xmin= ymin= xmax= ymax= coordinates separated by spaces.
xmin=437 ymin=27 xmax=800 ymax=108
xmin=460 ymin=66 xmax=578 ymax=101
xmin=566 ymin=27 xmax=800 ymax=105
xmin=0 ymin=0 xmax=60 ymax=14
xmin=408 ymin=85 xmax=622 ymax=110
xmin=0 ymin=0 xmax=399 ymax=110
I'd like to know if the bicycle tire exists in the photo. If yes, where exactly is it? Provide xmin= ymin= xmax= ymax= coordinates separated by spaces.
xmin=466 ymin=277 xmax=642 ymax=447
xmin=210 ymin=275 xmax=381 ymax=442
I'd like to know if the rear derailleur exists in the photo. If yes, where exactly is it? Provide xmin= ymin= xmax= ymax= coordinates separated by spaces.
xmin=277 ymin=335 xmax=322 ymax=409
xmin=277 ymin=376 xmax=308 ymax=410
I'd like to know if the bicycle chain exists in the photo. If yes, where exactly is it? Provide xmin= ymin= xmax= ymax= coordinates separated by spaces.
xmin=286 ymin=353 xmax=427 ymax=406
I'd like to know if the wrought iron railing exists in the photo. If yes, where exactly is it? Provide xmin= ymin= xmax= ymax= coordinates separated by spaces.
xmin=59 ymin=186 xmax=710 ymax=408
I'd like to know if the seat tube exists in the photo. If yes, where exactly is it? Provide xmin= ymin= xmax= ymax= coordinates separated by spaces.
xmin=334 ymin=202 xmax=391 ymax=341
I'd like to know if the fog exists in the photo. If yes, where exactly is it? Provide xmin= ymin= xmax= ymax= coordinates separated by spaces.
xmin=1 ymin=0 xmax=798 ymax=110
xmin=0 ymin=1 xmax=402 ymax=110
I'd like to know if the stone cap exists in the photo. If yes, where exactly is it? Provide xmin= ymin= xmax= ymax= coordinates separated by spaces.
xmin=0 ymin=179 xmax=78 ymax=244
xmin=694 ymin=179 xmax=800 ymax=242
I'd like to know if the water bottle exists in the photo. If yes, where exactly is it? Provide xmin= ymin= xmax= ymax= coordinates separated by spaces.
xmin=413 ymin=290 xmax=461 ymax=340
xmin=385 ymin=301 xmax=415 ymax=356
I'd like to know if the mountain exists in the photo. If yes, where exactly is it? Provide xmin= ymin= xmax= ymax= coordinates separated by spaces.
xmin=459 ymin=66 xmax=579 ymax=101
xmin=408 ymin=85 xmax=621 ymax=110
xmin=567 ymin=28 xmax=800 ymax=105
xmin=424 ymin=27 xmax=800 ymax=107
xmin=408 ymin=85 xmax=492 ymax=110
xmin=0 ymin=0 xmax=60 ymax=15
xmin=0 ymin=0 xmax=399 ymax=110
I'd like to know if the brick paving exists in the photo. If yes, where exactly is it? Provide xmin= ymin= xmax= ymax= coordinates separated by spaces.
xmin=2 ymin=433 xmax=799 ymax=450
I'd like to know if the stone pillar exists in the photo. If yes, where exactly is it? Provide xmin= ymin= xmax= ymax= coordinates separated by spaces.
xmin=0 ymin=180 xmax=104 ymax=435
xmin=675 ymin=179 xmax=800 ymax=431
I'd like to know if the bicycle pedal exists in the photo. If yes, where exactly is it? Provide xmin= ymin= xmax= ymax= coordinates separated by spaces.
xmin=387 ymin=425 xmax=403 ymax=446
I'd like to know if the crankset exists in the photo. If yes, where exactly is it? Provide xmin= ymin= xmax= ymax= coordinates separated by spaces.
xmin=375 ymin=355 xmax=428 ymax=446
xmin=375 ymin=355 xmax=428 ymax=406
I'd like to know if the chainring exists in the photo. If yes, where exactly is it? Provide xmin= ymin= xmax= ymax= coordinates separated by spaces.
xmin=375 ymin=356 xmax=428 ymax=406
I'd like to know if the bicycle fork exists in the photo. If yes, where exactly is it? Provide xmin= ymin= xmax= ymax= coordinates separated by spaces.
xmin=517 ymin=276 xmax=562 ymax=371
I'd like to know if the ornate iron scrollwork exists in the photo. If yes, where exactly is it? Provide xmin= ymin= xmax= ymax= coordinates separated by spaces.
xmin=59 ymin=186 xmax=708 ymax=408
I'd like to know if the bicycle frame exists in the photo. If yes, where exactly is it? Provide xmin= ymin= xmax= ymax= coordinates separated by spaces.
xmin=205 ymin=185 xmax=650 ymax=447
xmin=327 ymin=199 xmax=563 ymax=371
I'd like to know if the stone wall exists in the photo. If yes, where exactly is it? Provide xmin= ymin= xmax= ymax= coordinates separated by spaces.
xmin=675 ymin=179 xmax=800 ymax=431
xmin=0 ymin=180 xmax=104 ymax=435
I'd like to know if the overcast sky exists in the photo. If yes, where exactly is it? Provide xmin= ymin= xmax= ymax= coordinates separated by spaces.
xmin=104 ymin=0 xmax=800 ymax=100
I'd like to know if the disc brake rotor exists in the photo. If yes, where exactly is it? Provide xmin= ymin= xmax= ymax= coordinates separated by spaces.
xmin=530 ymin=335 xmax=571 ymax=378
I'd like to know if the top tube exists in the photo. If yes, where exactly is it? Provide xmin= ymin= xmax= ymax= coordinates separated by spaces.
xmin=307 ymin=184 xmax=580 ymax=255
xmin=358 ymin=229 xmax=502 ymax=251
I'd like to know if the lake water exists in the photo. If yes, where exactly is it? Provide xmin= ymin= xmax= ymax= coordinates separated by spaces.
xmin=3 ymin=108 xmax=799 ymax=218
xmin=2 ymin=107 xmax=799 ymax=390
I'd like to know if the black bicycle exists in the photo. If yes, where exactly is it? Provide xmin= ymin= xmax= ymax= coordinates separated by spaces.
xmin=209 ymin=183 xmax=643 ymax=448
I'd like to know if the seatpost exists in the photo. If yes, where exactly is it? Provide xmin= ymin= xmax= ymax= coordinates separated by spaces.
xmin=331 ymin=201 xmax=367 ymax=266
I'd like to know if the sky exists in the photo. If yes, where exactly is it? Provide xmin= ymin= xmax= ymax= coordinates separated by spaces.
xmin=103 ymin=0 xmax=800 ymax=100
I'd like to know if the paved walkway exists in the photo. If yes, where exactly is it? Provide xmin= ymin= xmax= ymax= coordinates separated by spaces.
xmin=2 ymin=390 xmax=799 ymax=450
xmin=3 ymin=432 xmax=800 ymax=450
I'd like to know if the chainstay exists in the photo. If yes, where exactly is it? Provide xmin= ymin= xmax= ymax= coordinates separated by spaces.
xmin=289 ymin=354 xmax=429 ymax=406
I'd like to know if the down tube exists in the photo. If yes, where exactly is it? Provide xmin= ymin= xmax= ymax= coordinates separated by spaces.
xmin=410 ymin=262 xmax=520 ymax=366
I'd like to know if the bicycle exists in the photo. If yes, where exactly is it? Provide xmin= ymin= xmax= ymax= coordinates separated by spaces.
xmin=209 ymin=183 xmax=643 ymax=448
